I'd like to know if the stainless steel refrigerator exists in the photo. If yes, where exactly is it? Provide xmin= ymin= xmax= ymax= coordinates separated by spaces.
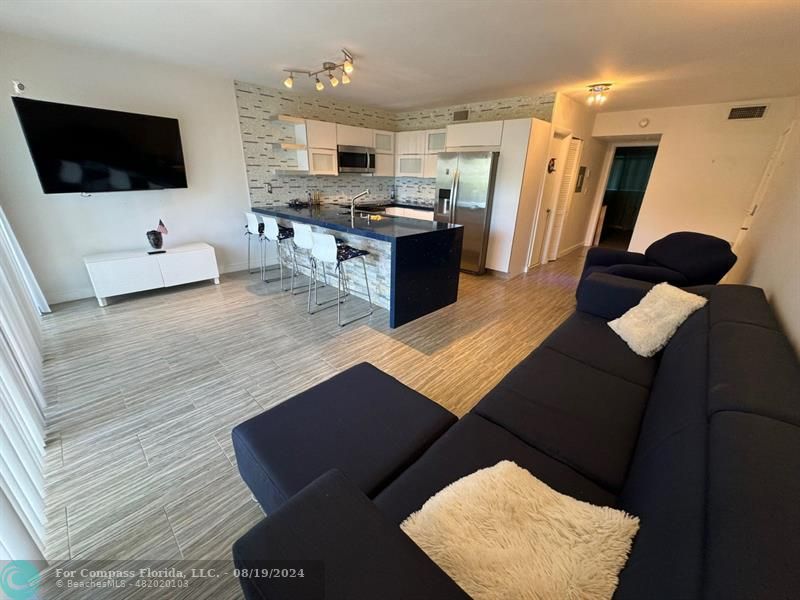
xmin=435 ymin=151 xmax=499 ymax=274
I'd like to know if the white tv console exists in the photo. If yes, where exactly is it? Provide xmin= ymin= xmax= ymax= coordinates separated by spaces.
xmin=84 ymin=242 xmax=220 ymax=306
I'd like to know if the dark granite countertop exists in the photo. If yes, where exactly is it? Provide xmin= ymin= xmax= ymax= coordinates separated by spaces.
xmin=253 ymin=205 xmax=459 ymax=242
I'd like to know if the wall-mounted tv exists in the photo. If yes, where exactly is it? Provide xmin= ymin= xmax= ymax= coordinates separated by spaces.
xmin=12 ymin=97 xmax=187 ymax=194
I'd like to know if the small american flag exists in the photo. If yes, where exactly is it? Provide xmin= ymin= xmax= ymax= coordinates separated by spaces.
xmin=156 ymin=220 xmax=168 ymax=235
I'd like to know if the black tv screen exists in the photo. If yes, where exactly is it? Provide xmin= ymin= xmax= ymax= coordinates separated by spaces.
xmin=12 ymin=97 xmax=187 ymax=194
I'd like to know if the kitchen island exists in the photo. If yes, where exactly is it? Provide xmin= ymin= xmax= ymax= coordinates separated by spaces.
xmin=253 ymin=205 xmax=463 ymax=328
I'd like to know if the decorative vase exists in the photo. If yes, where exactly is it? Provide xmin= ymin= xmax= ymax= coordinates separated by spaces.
xmin=146 ymin=230 xmax=163 ymax=250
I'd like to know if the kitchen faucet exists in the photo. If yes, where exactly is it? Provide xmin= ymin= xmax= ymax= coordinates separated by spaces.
xmin=350 ymin=189 xmax=370 ymax=221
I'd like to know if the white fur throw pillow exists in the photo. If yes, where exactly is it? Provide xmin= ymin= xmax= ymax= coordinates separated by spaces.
xmin=401 ymin=461 xmax=639 ymax=600
xmin=608 ymin=282 xmax=707 ymax=357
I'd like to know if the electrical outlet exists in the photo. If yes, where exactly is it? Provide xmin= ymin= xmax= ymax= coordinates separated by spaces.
xmin=266 ymin=182 xmax=273 ymax=194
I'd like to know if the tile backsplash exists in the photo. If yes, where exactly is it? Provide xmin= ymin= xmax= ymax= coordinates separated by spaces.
xmin=234 ymin=81 xmax=553 ymax=209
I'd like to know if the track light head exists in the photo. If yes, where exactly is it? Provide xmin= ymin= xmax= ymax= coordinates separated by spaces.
xmin=315 ymin=77 xmax=324 ymax=91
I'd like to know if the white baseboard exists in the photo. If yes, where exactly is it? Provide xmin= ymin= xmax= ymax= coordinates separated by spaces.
xmin=220 ymin=261 xmax=250 ymax=274
xmin=557 ymin=243 xmax=588 ymax=259
xmin=46 ymin=286 xmax=96 ymax=305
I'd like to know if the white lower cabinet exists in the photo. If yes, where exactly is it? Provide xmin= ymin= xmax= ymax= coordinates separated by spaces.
xmin=396 ymin=155 xmax=424 ymax=177
xmin=384 ymin=207 xmax=435 ymax=221
xmin=84 ymin=243 xmax=220 ymax=306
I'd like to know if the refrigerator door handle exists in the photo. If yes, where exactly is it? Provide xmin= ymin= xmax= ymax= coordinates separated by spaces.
xmin=450 ymin=170 xmax=460 ymax=224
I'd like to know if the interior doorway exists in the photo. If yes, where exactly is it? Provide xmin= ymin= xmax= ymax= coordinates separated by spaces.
xmin=594 ymin=145 xmax=658 ymax=249
xmin=527 ymin=128 xmax=573 ymax=269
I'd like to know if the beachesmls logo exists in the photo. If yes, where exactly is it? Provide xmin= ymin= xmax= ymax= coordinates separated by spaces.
xmin=0 ymin=561 xmax=40 ymax=600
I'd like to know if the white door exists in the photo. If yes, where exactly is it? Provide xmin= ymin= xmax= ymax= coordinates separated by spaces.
xmin=374 ymin=130 xmax=394 ymax=154
xmin=337 ymin=124 xmax=373 ymax=147
xmin=528 ymin=130 xmax=571 ymax=268
xmin=396 ymin=155 xmax=424 ymax=177
xmin=374 ymin=153 xmax=394 ymax=177
xmin=158 ymin=247 xmax=219 ymax=287
xmin=546 ymin=138 xmax=583 ymax=260
xmin=446 ymin=121 xmax=503 ymax=148
xmin=426 ymin=129 xmax=447 ymax=153
xmin=86 ymin=257 xmax=163 ymax=297
xmin=308 ymin=148 xmax=338 ymax=175
xmin=422 ymin=154 xmax=438 ymax=178
xmin=396 ymin=131 xmax=425 ymax=154
xmin=305 ymin=120 xmax=337 ymax=149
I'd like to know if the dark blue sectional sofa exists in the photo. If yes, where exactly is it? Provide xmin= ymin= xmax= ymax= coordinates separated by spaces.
xmin=232 ymin=273 xmax=800 ymax=599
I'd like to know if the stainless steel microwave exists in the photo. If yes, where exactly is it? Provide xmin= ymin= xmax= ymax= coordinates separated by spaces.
xmin=338 ymin=145 xmax=376 ymax=173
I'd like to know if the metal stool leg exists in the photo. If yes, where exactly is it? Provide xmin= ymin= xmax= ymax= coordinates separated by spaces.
xmin=337 ymin=256 xmax=374 ymax=327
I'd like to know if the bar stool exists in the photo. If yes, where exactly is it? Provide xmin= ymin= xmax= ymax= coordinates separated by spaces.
xmin=244 ymin=212 xmax=264 ymax=276
xmin=260 ymin=216 xmax=294 ymax=290
xmin=290 ymin=222 xmax=317 ymax=298
xmin=310 ymin=232 xmax=373 ymax=326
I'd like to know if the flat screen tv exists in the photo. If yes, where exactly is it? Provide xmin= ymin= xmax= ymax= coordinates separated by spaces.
xmin=12 ymin=97 xmax=187 ymax=194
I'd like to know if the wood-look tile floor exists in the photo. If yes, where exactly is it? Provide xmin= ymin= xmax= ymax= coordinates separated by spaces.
xmin=41 ymin=247 xmax=587 ymax=591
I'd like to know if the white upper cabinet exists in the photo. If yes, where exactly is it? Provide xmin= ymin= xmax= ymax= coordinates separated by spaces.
xmin=307 ymin=148 xmax=338 ymax=175
xmin=422 ymin=154 xmax=439 ymax=178
xmin=373 ymin=130 xmax=394 ymax=154
xmin=446 ymin=121 xmax=504 ymax=148
xmin=425 ymin=129 xmax=447 ymax=153
xmin=396 ymin=154 xmax=424 ymax=177
xmin=336 ymin=124 xmax=374 ymax=148
xmin=305 ymin=119 xmax=338 ymax=150
xmin=374 ymin=153 xmax=394 ymax=177
xmin=396 ymin=131 xmax=426 ymax=155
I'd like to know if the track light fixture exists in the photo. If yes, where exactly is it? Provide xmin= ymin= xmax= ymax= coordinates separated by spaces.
xmin=587 ymin=83 xmax=612 ymax=106
xmin=282 ymin=49 xmax=355 ymax=92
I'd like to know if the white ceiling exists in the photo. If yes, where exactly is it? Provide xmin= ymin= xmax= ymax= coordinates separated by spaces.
xmin=1 ymin=0 xmax=798 ymax=112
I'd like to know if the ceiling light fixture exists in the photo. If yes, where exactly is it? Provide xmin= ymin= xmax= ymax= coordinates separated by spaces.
xmin=281 ymin=49 xmax=355 ymax=92
xmin=586 ymin=83 xmax=612 ymax=106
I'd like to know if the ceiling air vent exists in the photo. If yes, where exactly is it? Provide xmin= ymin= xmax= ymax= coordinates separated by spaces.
xmin=728 ymin=105 xmax=767 ymax=120
xmin=452 ymin=109 xmax=470 ymax=122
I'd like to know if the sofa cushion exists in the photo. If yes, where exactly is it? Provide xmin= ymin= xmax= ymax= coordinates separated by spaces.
xmin=613 ymin=303 xmax=709 ymax=599
xmin=542 ymin=311 xmax=658 ymax=388
xmin=474 ymin=347 xmax=649 ymax=492
xmin=644 ymin=231 xmax=736 ymax=284
xmin=705 ymin=412 xmax=800 ymax=599
xmin=232 ymin=363 xmax=456 ymax=514
xmin=709 ymin=321 xmax=800 ymax=426
xmin=374 ymin=414 xmax=615 ymax=525
xmin=708 ymin=284 xmax=780 ymax=329
xmin=232 ymin=469 xmax=471 ymax=600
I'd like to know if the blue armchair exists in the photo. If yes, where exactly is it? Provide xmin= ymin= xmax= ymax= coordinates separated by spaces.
xmin=578 ymin=231 xmax=737 ymax=294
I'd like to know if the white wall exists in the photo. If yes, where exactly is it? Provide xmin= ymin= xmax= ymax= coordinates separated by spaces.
xmin=593 ymin=97 xmax=798 ymax=252
xmin=0 ymin=32 xmax=250 ymax=304
xmin=726 ymin=113 xmax=799 ymax=353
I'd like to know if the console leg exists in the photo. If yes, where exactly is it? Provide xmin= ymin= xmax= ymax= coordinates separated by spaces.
xmin=213 ymin=277 xmax=220 ymax=285
xmin=97 ymin=297 xmax=108 ymax=307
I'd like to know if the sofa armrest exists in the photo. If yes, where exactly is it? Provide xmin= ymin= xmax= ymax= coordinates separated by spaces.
xmin=232 ymin=469 xmax=469 ymax=600
xmin=604 ymin=264 xmax=689 ymax=286
xmin=584 ymin=247 xmax=647 ymax=269
xmin=576 ymin=273 xmax=656 ymax=320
